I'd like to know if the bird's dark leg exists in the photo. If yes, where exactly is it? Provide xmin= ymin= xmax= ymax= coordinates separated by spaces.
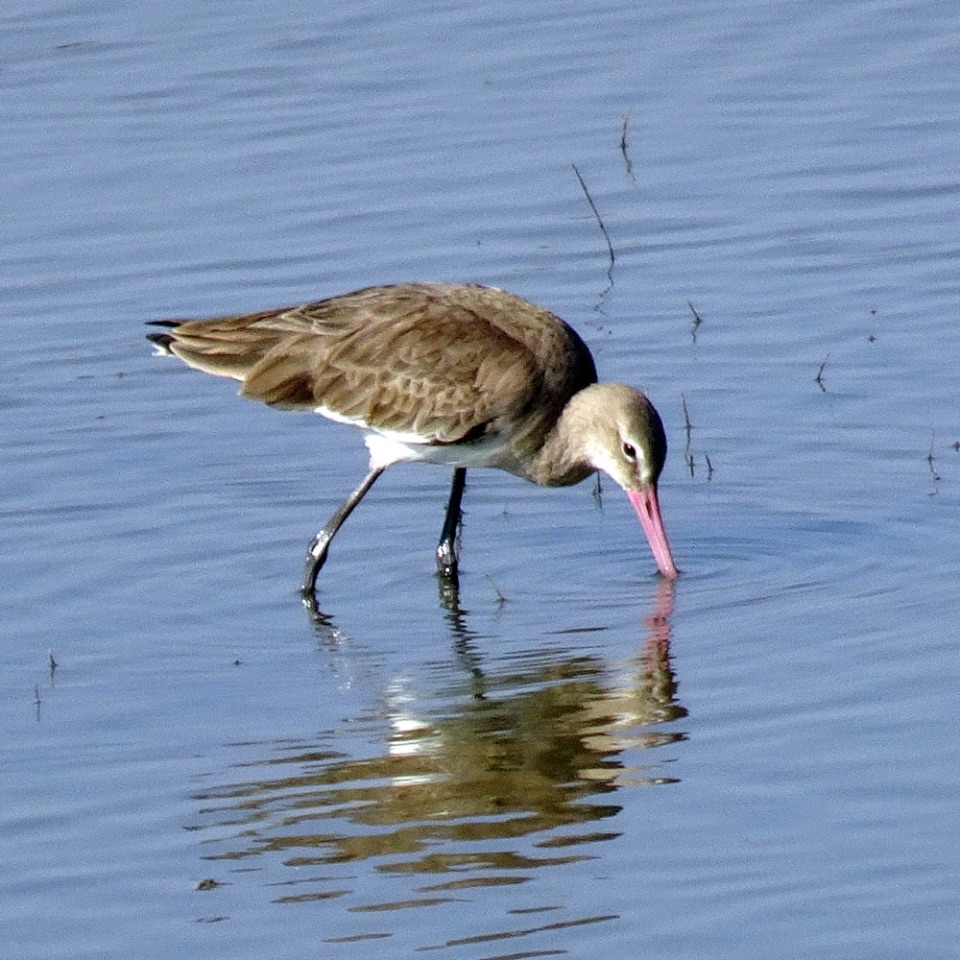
xmin=301 ymin=465 xmax=385 ymax=596
xmin=436 ymin=468 xmax=466 ymax=579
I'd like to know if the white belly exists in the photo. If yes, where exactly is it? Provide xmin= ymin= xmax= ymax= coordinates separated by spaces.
xmin=314 ymin=402 xmax=526 ymax=476
xmin=364 ymin=431 xmax=523 ymax=475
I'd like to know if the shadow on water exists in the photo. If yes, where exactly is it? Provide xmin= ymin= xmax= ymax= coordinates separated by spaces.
xmin=190 ymin=580 xmax=686 ymax=944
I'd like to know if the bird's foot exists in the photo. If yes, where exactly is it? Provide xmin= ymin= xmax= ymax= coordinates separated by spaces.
xmin=301 ymin=530 xmax=332 ymax=596
xmin=436 ymin=544 xmax=461 ymax=609
xmin=435 ymin=539 xmax=459 ymax=580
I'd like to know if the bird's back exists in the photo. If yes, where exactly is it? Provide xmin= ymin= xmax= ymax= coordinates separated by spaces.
xmin=148 ymin=283 xmax=598 ymax=454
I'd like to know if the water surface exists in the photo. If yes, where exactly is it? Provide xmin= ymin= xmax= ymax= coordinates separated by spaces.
xmin=1 ymin=1 xmax=958 ymax=957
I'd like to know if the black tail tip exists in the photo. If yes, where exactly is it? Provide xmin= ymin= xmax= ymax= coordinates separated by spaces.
xmin=145 ymin=320 xmax=182 ymax=352
xmin=146 ymin=330 xmax=175 ymax=351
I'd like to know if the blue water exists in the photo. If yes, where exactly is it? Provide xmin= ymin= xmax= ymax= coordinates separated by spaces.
xmin=2 ymin=1 xmax=958 ymax=957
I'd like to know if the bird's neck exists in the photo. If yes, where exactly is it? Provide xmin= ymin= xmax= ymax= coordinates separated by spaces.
xmin=520 ymin=388 xmax=600 ymax=488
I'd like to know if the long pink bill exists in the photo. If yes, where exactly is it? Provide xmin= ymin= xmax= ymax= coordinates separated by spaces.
xmin=627 ymin=486 xmax=678 ymax=579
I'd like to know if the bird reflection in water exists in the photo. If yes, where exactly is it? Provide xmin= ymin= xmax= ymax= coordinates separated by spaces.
xmin=191 ymin=580 xmax=685 ymax=919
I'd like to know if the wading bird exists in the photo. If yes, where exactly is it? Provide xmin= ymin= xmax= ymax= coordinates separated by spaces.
xmin=147 ymin=282 xmax=678 ymax=594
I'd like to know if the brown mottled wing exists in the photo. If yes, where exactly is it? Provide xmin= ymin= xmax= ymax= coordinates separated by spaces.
xmin=243 ymin=286 xmax=545 ymax=443
xmin=156 ymin=284 xmax=554 ymax=444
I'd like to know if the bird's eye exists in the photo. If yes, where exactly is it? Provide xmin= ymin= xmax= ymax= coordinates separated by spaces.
xmin=622 ymin=441 xmax=637 ymax=461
